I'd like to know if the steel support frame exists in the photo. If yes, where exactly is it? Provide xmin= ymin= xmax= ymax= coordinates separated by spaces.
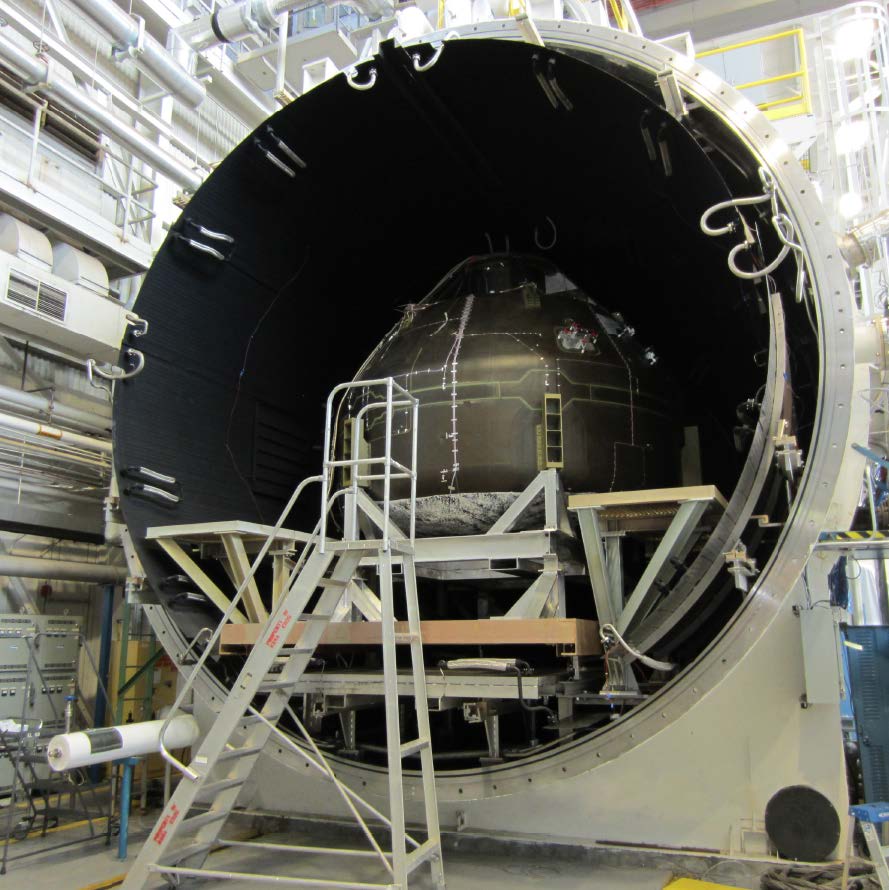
xmin=616 ymin=499 xmax=709 ymax=635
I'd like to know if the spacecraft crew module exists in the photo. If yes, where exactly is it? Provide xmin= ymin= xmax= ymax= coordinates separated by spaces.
xmin=111 ymin=23 xmax=870 ymax=856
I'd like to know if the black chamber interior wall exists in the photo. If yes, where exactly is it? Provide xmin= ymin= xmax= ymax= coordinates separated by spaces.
xmin=114 ymin=37 xmax=793 ymax=625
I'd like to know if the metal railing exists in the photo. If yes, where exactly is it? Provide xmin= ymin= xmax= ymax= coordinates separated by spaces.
xmin=0 ymin=105 xmax=157 ymax=246
xmin=157 ymin=376 xmax=417 ymax=778
xmin=321 ymin=377 xmax=419 ymax=552
xmin=698 ymin=28 xmax=812 ymax=121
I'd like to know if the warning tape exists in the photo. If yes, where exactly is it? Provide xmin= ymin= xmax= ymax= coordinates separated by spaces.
xmin=819 ymin=530 xmax=889 ymax=542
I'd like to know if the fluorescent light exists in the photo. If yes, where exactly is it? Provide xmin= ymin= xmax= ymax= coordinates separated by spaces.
xmin=839 ymin=190 xmax=864 ymax=219
xmin=834 ymin=18 xmax=875 ymax=62
xmin=836 ymin=120 xmax=870 ymax=155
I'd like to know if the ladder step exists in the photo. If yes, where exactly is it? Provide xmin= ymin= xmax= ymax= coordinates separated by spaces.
xmin=150 ymin=863 xmax=394 ymax=888
xmin=216 ymin=744 xmax=264 ymax=762
xmin=179 ymin=809 xmax=230 ymax=833
xmin=196 ymin=777 xmax=246 ymax=800
xmin=159 ymin=840 xmax=216 ymax=865
xmin=399 ymin=737 xmax=430 ymax=758
xmin=260 ymin=678 xmax=299 ymax=692
xmin=406 ymin=838 xmax=441 ymax=874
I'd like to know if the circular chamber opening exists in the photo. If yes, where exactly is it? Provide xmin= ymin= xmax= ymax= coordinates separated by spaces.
xmin=114 ymin=36 xmax=820 ymax=774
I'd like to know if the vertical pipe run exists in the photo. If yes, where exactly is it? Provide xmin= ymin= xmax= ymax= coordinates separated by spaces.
xmin=91 ymin=584 xmax=115 ymax=783
xmin=275 ymin=12 xmax=289 ymax=98
xmin=117 ymin=757 xmax=139 ymax=860
xmin=26 ymin=101 xmax=45 ymax=188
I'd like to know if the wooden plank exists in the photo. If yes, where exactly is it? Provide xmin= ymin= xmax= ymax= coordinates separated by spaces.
xmin=220 ymin=618 xmax=601 ymax=656
xmin=568 ymin=484 xmax=727 ymax=511
xmin=157 ymin=539 xmax=248 ymax=625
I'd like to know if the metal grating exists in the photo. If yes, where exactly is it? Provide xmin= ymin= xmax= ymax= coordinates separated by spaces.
xmin=5 ymin=270 xmax=67 ymax=322
xmin=6 ymin=270 xmax=39 ymax=311
xmin=844 ymin=626 xmax=889 ymax=802
xmin=36 ymin=281 xmax=67 ymax=321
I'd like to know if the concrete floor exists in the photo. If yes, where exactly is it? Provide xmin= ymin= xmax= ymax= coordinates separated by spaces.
xmin=3 ymin=810 xmax=762 ymax=890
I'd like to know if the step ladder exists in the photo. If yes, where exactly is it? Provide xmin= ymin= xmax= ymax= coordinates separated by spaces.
xmin=122 ymin=377 xmax=445 ymax=890
xmin=842 ymin=803 xmax=889 ymax=889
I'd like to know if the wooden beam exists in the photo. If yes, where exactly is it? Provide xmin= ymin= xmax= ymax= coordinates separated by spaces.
xmin=220 ymin=533 xmax=269 ymax=623
xmin=220 ymin=618 xmax=601 ymax=656
xmin=157 ymin=539 xmax=248 ymax=624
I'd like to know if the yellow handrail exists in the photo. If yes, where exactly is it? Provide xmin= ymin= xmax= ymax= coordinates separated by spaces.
xmin=698 ymin=28 xmax=812 ymax=122
xmin=734 ymin=69 xmax=805 ymax=91
xmin=696 ymin=28 xmax=806 ymax=58
xmin=608 ymin=0 xmax=629 ymax=32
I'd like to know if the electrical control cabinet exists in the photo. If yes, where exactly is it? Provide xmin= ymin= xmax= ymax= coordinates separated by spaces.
xmin=0 ymin=614 xmax=80 ymax=792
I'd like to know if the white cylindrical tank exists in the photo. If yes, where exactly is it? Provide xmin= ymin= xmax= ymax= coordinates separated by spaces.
xmin=46 ymin=715 xmax=199 ymax=771
xmin=52 ymin=243 xmax=110 ymax=298
xmin=0 ymin=214 xmax=53 ymax=271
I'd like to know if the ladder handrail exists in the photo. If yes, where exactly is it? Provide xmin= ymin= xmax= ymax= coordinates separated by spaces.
xmin=321 ymin=378 xmax=419 ymax=553
xmin=157 ymin=472 xmax=323 ymax=779
xmin=158 ymin=482 xmax=364 ymax=779
xmin=160 ymin=376 xmax=419 ymax=780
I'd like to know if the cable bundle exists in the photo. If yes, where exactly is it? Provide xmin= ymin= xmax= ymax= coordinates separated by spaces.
xmin=761 ymin=863 xmax=879 ymax=890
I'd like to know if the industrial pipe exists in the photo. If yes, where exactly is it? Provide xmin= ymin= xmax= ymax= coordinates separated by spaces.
xmin=0 ymin=476 xmax=102 ymax=504
xmin=0 ymin=381 xmax=110 ymax=436
xmin=178 ymin=0 xmax=391 ymax=51
xmin=0 ymin=555 xmax=127 ymax=582
xmin=177 ymin=0 xmax=302 ymax=51
xmin=0 ymin=30 xmax=203 ymax=192
xmin=0 ymin=409 xmax=111 ymax=454
xmin=839 ymin=208 xmax=889 ymax=269
xmin=0 ymin=0 xmax=216 ymax=172
xmin=65 ymin=0 xmax=206 ymax=109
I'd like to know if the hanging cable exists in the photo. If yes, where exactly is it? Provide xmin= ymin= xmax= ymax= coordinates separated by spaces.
xmin=701 ymin=167 xmax=810 ymax=304
xmin=599 ymin=623 xmax=676 ymax=672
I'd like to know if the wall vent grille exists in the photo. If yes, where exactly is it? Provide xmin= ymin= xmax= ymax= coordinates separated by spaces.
xmin=6 ymin=270 xmax=68 ymax=322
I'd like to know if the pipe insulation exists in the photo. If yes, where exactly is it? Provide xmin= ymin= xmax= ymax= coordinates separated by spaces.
xmin=65 ymin=0 xmax=206 ymax=109
xmin=178 ymin=0 xmax=305 ymax=51
xmin=0 ymin=381 xmax=110 ymax=435
xmin=178 ymin=0 xmax=392 ymax=51
xmin=0 ymin=0 xmax=216 ymax=172
xmin=0 ymin=555 xmax=127 ymax=582
xmin=0 ymin=30 xmax=203 ymax=192
xmin=0 ymin=409 xmax=111 ymax=454
xmin=46 ymin=716 xmax=200 ymax=770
